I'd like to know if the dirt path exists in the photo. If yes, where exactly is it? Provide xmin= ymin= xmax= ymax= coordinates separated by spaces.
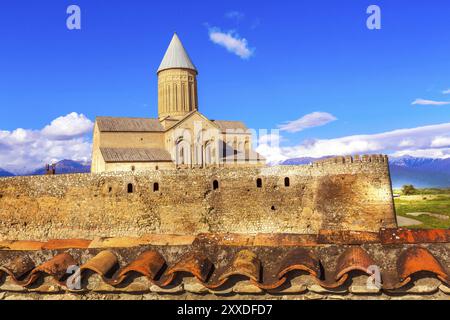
xmin=397 ymin=216 xmax=423 ymax=227
xmin=406 ymin=212 xmax=449 ymax=220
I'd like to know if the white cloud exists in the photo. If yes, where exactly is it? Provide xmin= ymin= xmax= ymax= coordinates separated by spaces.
xmin=0 ymin=113 xmax=93 ymax=174
xmin=278 ymin=112 xmax=337 ymax=133
xmin=256 ymin=143 xmax=288 ymax=165
xmin=431 ymin=136 xmax=450 ymax=148
xmin=391 ymin=148 xmax=450 ymax=159
xmin=208 ymin=28 xmax=254 ymax=59
xmin=412 ymin=98 xmax=450 ymax=106
xmin=225 ymin=11 xmax=245 ymax=21
xmin=256 ymin=122 xmax=450 ymax=163
xmin=258 ymin=132 xmax=283 ymax=145
xmin=442 ymin=89 xmax=450 ymax=94
xmin=41 ymin=112 xmax=94 ymax=139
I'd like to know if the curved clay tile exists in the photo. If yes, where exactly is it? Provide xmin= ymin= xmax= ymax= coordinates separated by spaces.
xmin=397 ymin=246 xmax=449 ymax=286
xmin=314 ymin=247 xmax=377 ymax=289
xmin=251 ymin=277 xmax=287 ymax=290
xmin=219 ymin=250 xmax=261 ymax=283
xmin=80 ymin=250 xmax=118 ymax=277
xmin=112 ymin=250 xmax=166 ymax=285
xmin=0 ymin=255 xmax=36 ymax=282
xmin=277 ymin=248 xmax=321 ymax=279
xmin=164 ymin=251 xmax=213 ymax=284
xmin=22 ymin=252 xmax=77 ymax=286
xmin=334 ymin=247 xmax=377 ymax=280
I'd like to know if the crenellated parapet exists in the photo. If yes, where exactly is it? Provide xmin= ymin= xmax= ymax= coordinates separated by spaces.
xmin=312 ymin=154 xmax=389 ymax=167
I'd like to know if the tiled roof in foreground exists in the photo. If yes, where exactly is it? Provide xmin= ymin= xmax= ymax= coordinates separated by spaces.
xmin=0 ymin=229 xmax=449 ymax=299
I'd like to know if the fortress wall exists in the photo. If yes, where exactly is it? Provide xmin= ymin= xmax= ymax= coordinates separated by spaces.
xmin=0 ymin=155 xmax=396 ymax=241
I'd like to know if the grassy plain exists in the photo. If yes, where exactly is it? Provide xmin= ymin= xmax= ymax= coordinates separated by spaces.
xmin=394 ymin=188 xmax=450 ymax=229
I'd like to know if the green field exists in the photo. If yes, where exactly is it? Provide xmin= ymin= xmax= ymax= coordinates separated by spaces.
xmin=393 ymin=188 xmax=450 ymax=229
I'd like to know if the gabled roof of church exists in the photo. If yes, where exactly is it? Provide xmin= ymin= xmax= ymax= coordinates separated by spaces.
xmin=96 ymin=117 xmax=164 ymax=132
xmin=100 ymin=147 xmax=172 ymax=162
xmin=157 ymin=33 xmax=197 ymax=74
xmin=212 ymin=120 xmax=248 ymax=132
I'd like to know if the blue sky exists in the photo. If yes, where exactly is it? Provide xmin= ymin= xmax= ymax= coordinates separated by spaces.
xmin=1 ymin=0 xmax=450 ymax=172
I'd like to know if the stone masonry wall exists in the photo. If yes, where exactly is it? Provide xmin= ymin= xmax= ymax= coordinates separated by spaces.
xmin=0 ymin=155 xmax=397 ymax=241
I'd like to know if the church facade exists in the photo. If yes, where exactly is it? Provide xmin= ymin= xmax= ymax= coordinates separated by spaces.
xmin=91 ymin=34 xmax=265 ymax=173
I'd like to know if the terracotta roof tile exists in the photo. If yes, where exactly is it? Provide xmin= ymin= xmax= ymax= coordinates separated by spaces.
xmin=80 ymin=250 xmax=118 ymax=278
xmin=397 ymin=247 xmax=449 ymax=285
xmin=0 ymin=256 xmax=35 ymax=281
xmin=277 ymin=248 xmax=321 ymax=279
xmin=219 ymin=250 xmax=261 ymax=283
xmin=165 ymin=251 xmax=213 ymax=284
xmin=113 ymin=250 xmax=165 ymax=285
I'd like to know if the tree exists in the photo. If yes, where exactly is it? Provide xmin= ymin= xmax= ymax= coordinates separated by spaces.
xmin=401 ymin=184 xmax=417 ymax=195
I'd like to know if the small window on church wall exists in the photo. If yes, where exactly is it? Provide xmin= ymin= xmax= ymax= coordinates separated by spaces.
xmin=213 ymin=180 xmax=219 ymax=190
xmin=127 ymin=183 xmax=133 ymax=193
xmin=256 ymin=178 xmax=262 ymax=188
xmin=284 ymin=177 xmax=290 ymax=187
xmin=131 ymin=166 xmax=135 ymax=172
xmin=153 ymin=182 xmax=159 ymax=192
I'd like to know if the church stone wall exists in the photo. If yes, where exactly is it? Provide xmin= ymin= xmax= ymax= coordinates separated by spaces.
xmin=104 ymin=161 xmax=175 ymax=172
xmin=0 ymin=155 xmax=396 ymax=241
xmin=99 ymin=132 xmax=166 ymax=149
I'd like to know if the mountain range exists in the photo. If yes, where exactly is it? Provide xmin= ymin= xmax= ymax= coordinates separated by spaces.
xmin=0 ymin=168 xmax=14 ymax=177
xmin=0 ymin=160 xmax=91 ymax=177
xmin=388 ymin=156 xmax=450 ymax=188
xmin=30 ymin=160 xmax=91 ymax=175
xmin=1 ymin=156 xmax=449 ymax=188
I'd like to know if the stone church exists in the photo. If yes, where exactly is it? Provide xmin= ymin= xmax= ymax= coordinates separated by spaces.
xmin=91 ymin=33 xmax=265 ymax=173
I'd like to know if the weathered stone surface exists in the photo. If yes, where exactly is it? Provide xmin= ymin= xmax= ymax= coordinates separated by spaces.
xmin=150 ymin=284 xmax=184 ymax=294
xmin=308 ymin=284 xmax=348 ymax=294
xmin=276 ymin=284 xmax=307 ymax=294
xmin=390 ymin=295 xmax=430 ymax=300
xmin=349 ymin=275 xmax=381 ymax=294
xmin=386 ymin=278 xmax=440 ymax=294
xmin=4 ymin=294 xmax=35 ymax=300
xmin=183 ymin=278 xmax=208 ymax=294
xmin=90 ymin=282 xmax=149 ymax=293
xmin=0 ymin=282 xmax=27 ymax=292
xmin=42 ymin=293 xmax=79 ymax=300
xmin=350 ymin=285 xmax=381 ymax=294
xmin=232 ymin=281 xmax=263 ymax=294
xmin=439 ymin=284 xmax=450 ymax=294
xmin=208 ymin=287 xmax=233 ymax=295
xmin=304 ymin=292 xmax=325 ymax=300
xmin=327 ymin=295 xmax=348 ymax=300
xmin=28 ymin=284 xmax=62 ymax=293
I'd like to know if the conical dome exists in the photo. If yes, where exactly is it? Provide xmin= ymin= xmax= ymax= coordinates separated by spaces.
xmin=157 ymin=33 xmax=197 ymax=74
